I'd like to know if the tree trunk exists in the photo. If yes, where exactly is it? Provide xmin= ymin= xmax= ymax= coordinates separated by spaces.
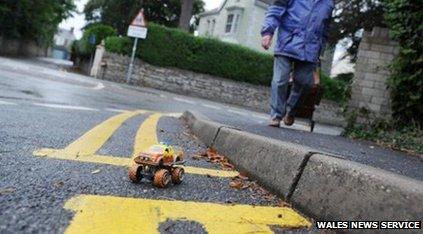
xmin=179 ymin=0 xmax=194 ymax=31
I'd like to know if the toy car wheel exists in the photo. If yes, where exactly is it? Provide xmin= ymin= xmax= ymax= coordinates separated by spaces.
xmin=171 ymin=167 xmax=184 ymax=184
xmin=153 ymin=169 xmax=171 ymax=188
xmin=128 ymin=165 xmax=142 ymax=183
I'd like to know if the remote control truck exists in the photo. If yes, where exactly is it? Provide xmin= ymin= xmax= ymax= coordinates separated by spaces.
xmin=128 ymin=143 xmax=185 ymax=188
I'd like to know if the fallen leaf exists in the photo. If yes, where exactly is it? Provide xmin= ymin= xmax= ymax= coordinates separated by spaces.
xmin=235 ymin=174 xmax=249 ymax=181
xmin=0 ymin=187 xmax=16 ymax=195
xmin=221 ymin=162 xmax=235 ymax=170
xmin=201 ymin=148 xmax=237 ymax=171
xmin=192 ymin=155 xmax=202 ymax=160
xmin=91 ymin=169 xmax=101 ymax=174
xmin=278 ymin=201 xmax=291 ymax=208
xmin=229 ymin=181 xmax=243 ymax=189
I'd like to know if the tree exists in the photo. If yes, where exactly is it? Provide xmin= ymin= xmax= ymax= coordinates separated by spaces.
xmin=83 ymin=0 xmax=204 ymax=35
xmin=329 ymin=0 xmax=385 ymax=61
xmin=0 ymin=0 xmax=74 ymax=46
xmin=384 ymin=0 xmax=423 ymax=124
xmin=179 ymin=0 xmax=194 ymax=31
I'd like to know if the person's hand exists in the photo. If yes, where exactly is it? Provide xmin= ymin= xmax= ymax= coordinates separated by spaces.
xmin=261 ymin=35 xmax=273 ymax=50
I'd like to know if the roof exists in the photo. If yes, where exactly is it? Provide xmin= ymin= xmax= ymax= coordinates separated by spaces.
xmin=199 ymin=0 xmax=272 ymax=17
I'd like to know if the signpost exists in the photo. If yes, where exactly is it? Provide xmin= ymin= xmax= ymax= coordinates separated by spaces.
xmin=89 ymin=34 xmax=97 ymax=72
xmin=126 ymin=9 xmax=148 ymax=84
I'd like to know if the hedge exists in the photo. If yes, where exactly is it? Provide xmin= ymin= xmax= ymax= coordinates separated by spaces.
xmin=384 ymin=1 xmax=423 ymax=124
xmin=72 ymin=24 xmax=117 ymax=58
xmin=104 ymin=24 xmax=348 ymax=103
xmin=105 ymin=24 xmax=273 ymax=86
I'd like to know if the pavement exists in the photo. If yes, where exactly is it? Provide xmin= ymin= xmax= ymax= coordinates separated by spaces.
xmin=0 ymin=56 xmax=421 ymax=232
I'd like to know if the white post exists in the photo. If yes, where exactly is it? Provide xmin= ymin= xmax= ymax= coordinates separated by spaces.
xmin=126 ymin=38 xmax=139 ymax=84
xmin=90 ymin=40 xmax=106 ymax=77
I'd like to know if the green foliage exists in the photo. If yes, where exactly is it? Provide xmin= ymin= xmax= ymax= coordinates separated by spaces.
xmin=0 ymin=0 xmax=74 ymax=46
xmin=103 ymin=36 xmax=132 ymax=56
xmin=329 ymin=0 xmax=385 ymax=60
xmin=72 ymin=24 xmax=117 ymax=57
xmin=105 ymin=24 xmax=352 ymax=102
xmin=344 ymin=119 xmax=423 ymax=154
xmin=105 ymin=24 xmax=274 ymax=86
xmin=320 ymin=73 xmax=352 ymax=104
xmin=384 ymin=0 xmax=423 ymax=124
xmin=84 ymin=0 xmax=204 ymax=35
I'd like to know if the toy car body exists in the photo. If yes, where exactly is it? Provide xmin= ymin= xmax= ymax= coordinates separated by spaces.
xmin=128 ymin=144 xmax=185 ymax=188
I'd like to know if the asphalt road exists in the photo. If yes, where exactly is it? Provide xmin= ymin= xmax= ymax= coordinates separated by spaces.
xmin=0 ymin=57 xmax=312 ymax=233
xmin=0 ymin=57 xmax=422 ymax=233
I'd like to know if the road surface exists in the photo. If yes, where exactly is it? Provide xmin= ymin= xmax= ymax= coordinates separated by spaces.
xmin=0 ymin=57 xmax=421 ymax=233
xmin=0 ymin=57 xmax=312 ymax=233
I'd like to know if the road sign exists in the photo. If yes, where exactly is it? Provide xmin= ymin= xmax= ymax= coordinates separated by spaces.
xmin=131 ymin=10 xmax=147 ymax=27
xmin=89 ymin=34 xmax=96 ymax=45
xmin=127 ymin=25 xmax=147 ymax=39
xmin=126 ymin=9 xmax=148 ymax=84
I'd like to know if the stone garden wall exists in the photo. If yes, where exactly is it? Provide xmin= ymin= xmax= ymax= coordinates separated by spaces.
xmin=98 ymin=52 xmax=270 ymax=111
xmin=349 ymin=27 xmax=399 ymax=123
xmin=97 ymin=52 xmax=345 ymax=126
xmin=0 ymin=37 xmax=46 ymax=57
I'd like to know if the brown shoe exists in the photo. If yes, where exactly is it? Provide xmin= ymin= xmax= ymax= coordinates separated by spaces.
xmin=283 ymin=115 xmax=295 ymax=126
xmin=268 ymin=118 xmax=281 ymax=128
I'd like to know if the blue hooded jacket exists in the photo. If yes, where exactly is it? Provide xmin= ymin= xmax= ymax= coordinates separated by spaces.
xmin=261 ymin=0 xmax=334 ymax=63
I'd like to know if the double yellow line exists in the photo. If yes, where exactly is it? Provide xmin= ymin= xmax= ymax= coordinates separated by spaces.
xmin=33 ymin=111 xmax=238 ymax=178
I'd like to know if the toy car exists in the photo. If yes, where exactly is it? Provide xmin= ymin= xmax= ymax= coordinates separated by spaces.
xmin=128 ymin=143 xmax=185 ymax=188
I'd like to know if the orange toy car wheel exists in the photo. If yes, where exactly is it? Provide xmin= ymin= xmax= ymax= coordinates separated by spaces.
xmin=153 ymin=169 xmax=171 ymax=188
xmin=171 ymin=167 xmax=184 ymax=184
xmin=128 ymin=165 xmax=142 ymax=183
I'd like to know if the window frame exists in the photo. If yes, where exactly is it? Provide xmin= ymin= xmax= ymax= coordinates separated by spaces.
xmin=225 ymin=14 xmax=235 ymax=34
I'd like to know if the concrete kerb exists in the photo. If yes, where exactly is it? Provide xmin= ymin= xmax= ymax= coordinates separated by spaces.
xmin=291 ymin=154 xmax=423 ymax=221
xmin=181 ymin=111 xmax=317 ymax=198
xmin=181 ymin=111 xmax=423 ymax=221
xmin=213 ymin=127 xmax=314 ymax=198
xmin=181 ymin=111 xmax=223 ymax=147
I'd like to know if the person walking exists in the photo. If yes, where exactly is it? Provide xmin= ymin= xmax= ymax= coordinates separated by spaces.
xmin=261 ymin=0 xmax=334 ymax=127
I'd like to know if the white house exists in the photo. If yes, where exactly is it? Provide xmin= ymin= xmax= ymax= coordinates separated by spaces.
xmin=197 ymin=0 xmax=273 ymax=53
xmin=51 ymin=28 xmax=76 ymax=60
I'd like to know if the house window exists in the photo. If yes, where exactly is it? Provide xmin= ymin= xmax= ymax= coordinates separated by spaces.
xmin=233 ymin=14 xmax=240 ymax=33
xmin=225 ymin=14 xmax=234 ymax=33
xmin=225 ymin=13 xmax=241 ymax=34
xmin=206 ymin=20 xmax=211 ymax=36
xmin=211 ymin=19 xmax=216 ymax=35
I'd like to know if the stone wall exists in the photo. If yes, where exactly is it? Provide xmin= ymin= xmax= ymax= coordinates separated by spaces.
xmin=0 ymin=37 xmax=46 ymax=57
xmin=98 ymin=52 xmax=345 ymax=126
xmin=349 ymin=27 xmax=399 ymax=123
xmin=98 ymin=52 xmax=270 ymax=111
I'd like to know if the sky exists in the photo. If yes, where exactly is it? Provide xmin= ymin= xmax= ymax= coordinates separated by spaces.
xmin=59 ymin=0 xmax=224 ymax=39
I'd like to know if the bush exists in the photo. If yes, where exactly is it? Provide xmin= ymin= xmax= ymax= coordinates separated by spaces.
xmin=106 ymin=24 xmax=273 ymax=86
xmin=384 ymin=1 xmax=423 ymax=124
xmin=320 ymin=73 xmax=351 ymax=105
xmin=72 ymin=24 xmax=117 ymax=57
xmin=105 ymin=23 xmax=351 ymax=103
xmin=344 ymin=120 xmax=423 ymax=154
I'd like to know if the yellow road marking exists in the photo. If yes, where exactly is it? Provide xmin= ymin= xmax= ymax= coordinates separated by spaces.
xmin=33 ymin=111 xmax=310 ymax=231
xmin=132 ymin=113 xmax=162 ymax=159
xmin=33 ymin=148 xmax=239 ymax=177
xmin=63 ymin=111 xmax=143 ymax=156
xmin=64 ymin=195 xmax=311 ymax=234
